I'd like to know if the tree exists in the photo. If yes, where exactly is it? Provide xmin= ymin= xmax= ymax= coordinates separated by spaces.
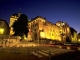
xmin=12 ymin=14 xmax=29 ymax=38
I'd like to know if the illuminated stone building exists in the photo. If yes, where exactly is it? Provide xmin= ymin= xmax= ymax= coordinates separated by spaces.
xmin=70 ymin=27 xmax=77 ymax=43
xmin=9 ymin=12 xmax=71 ymax=42
xmin=56 ymin=21 xmax=71 ymax=42
xmin=0 ymin=19 xmax=9 ymax=35
xmin=28 ymin=16 xmax=71 ymax=42
xmin=77 ymin=33 xmax=80 ymax=43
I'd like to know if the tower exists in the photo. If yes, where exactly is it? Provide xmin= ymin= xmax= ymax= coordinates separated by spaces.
xmin=18 ymin=8 xmax=21 ymax=17
xmin=9 ymin=9 xmax=22 ymax=35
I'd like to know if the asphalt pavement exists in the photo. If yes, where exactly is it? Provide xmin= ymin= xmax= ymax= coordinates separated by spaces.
xmin=0 ymin=41 xmax=80 ymax=60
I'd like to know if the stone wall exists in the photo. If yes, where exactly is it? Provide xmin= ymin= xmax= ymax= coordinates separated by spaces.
xmin=0 ymin=35 xmax=20 ymax=46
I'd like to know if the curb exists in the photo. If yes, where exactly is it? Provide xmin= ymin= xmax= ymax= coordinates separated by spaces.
xmin=57 ymin=45 xmax=80 ymax=51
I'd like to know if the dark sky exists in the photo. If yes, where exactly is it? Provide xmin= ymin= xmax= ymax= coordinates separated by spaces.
xmin=0 ymin=0 xmax=80 ymax=33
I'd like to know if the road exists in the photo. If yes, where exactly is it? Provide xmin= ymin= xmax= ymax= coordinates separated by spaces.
xmin=0 ymin=41 xmax=80 ymax=60
xmin=16 ymin=41 xmax=80 ymax=60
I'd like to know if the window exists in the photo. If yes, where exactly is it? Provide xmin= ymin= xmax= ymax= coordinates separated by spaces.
xmin=42 ymin=29 xmax=44 ymax=31
xmin=44 ymin=22 xmax=47 ymax=25
xmin=35 ymin=29 xmax=36 ymax=31
xmin=35 ymin=23 xmax=38 ymax=26
xmin=33 ymin=21 xmax=35 ymax=23
xmin=60 ymin=31 xmax=62 ymax=34
xmin=33 ymin=25 xmax=34 ymax=27
xmin=31 ymin=25 xmax=32 ymax=28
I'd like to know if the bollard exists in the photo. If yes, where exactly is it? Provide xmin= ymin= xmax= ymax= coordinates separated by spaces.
xmin=67 ymin=46 xmax=71 ymax=50
xmin=10 ymin=47 xmax=15 ymax=53
xmin=15 ymin=47 xmax=20 ymax=54
xmin=0 ymin=46 xmax=4 ymax=53
xmin=59 ymin=46 xmax=62 ymax=49
xmin=49 ymin=51 xmax=51 ymax=60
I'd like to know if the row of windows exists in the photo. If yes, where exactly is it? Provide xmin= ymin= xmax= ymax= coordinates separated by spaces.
xmin=30 ymin=19 xmax=43 ymax=25
xmin=31 ymin=23 xmax=38 ymax=28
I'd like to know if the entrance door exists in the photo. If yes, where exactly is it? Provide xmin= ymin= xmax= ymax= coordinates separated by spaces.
xmin=34 ymin=33 xmax=37 ymax=40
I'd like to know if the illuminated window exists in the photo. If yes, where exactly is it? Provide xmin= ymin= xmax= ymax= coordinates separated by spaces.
xmin=67 ymin=27 xmax=69 ymax=33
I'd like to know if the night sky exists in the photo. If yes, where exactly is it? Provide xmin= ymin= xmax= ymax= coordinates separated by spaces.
xmin=0 ymin=0 xmax=80 ymax=33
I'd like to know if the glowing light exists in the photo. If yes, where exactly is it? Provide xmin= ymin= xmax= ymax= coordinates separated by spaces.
xmin=78 ymin=39 xmax=80 ymax=42
xmin=57 ymin=24 xmax=60 ymax=26
xmin=0 ymin=28 xmax=4 ymax=34
xmin=10 ymin=27 xmax=14 ymax=35
xmin=40 ymin=32 xmax=45 ymax=38
xmin=24 ymin=36 xmax=27 ymax=40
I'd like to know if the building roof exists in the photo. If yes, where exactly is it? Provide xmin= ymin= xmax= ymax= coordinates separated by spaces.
xmin=11 ymin=12 xmax=22 ymax=18
xmin=12 ymin=13 xmax=18 ymax=17
xmin=29 ymin=16 xmax=56 ymax=26
xmin=30 ymin=16 xmax=46 ymax=22
xmin=0 ymin=19 xmax=9 ymax=29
